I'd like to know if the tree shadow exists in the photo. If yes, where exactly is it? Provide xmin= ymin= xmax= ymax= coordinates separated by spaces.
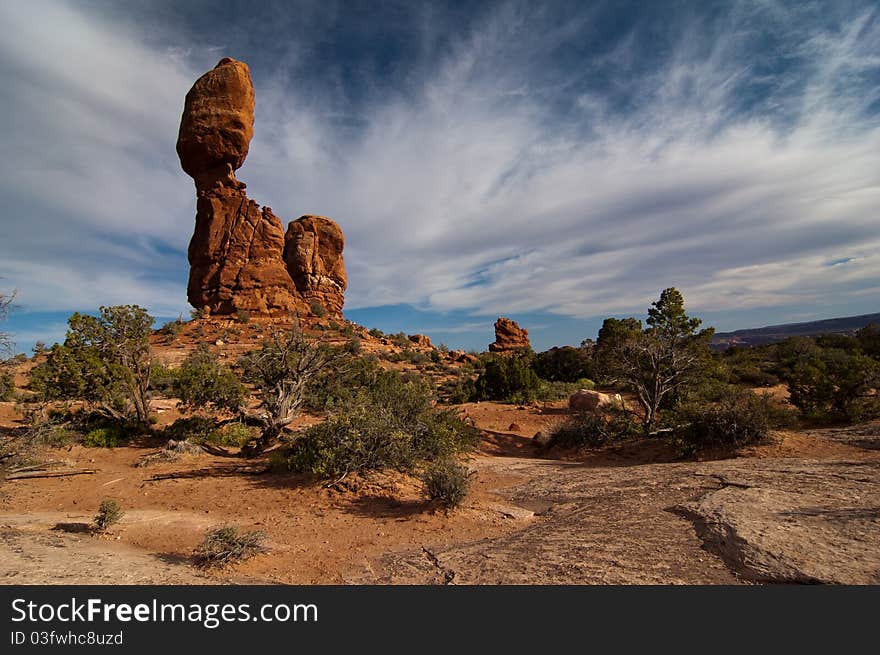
xmin=52 ymin=522 xmax=93 ymax=534
xmin=343 ymin=494 xmax=430 ymax=520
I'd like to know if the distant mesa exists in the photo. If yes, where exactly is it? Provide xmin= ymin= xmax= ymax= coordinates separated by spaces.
xmin=177 ymin=58 xmax=346 ymax=319
xmin=489 ymin=317 xmax=530 ymax=353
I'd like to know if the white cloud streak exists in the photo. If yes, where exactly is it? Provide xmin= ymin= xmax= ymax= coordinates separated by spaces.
xmin=0 ymin=0 xmax=878 ymax=332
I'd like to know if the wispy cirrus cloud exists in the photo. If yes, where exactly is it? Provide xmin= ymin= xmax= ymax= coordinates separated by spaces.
xmin=0 ymin=0 xmax=878 ymax=352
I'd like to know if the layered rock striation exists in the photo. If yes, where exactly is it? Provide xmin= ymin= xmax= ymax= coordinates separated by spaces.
xmin=178 ymin=58 xmax=346 ymax=318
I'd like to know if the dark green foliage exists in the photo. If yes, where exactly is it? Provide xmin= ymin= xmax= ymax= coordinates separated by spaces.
xmin=547 ymin=409 xmax=639 ymax=448
xmin=344 ymin=338 xmax=362 ymax=355
xmin=389 ymin=332 xmax=410 ymax=348
xmin=309 ymin=302 xmax=326 ymax=318
xmin=93 ymin=499 xmax=124 ymax=532
xmin=786 ymin=348 xmax=879 ymax=422
xmin=0 ymin=370 xmax=13 ymax=401
xmin=422 ymin=458 xmax=470 ymax=508
xmin=303 ymin=352 xmax=385 ymax=412
xmin=430 ymin=349 xmax=441 ymax=364
xmin=472 ymin=355 xmax=541 ymax=403
xmin=532 ymin=346 xmax=595 ymax=382
xmin=280 ymin=369 xmax=478 ymax=479
xmin=672 ymin=389 xmax=775 ymax=456
xmin=235 ymin=310 xmax=251 ymax=324
xmin=190 ymin=308 xmax=206 ymax=320
xmin=368 ymin=327 xmax=385 ymax=339
xmin=594 ymin=317 xmax=643 ymax=380
xmin=328 ymin=321 xmax=341 ymax=331
xmin=29 ymin=306 xmax=154 ymax=424
xmin=173 ymin=346 xmax=246 ymax=415
xmin=195 ymin=525 xmax=266 ymax=567
xmin=856 ymin=323 xmax=880 ymax=358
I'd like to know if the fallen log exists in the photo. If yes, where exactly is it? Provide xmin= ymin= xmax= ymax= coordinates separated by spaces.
xmin=5 ymin=469 xmax=98 ymax=481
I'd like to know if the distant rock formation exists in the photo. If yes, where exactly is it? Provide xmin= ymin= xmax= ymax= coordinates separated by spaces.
xmin=407 ymin=334 xmax=433 ymax=348
xmin=489 ymin=317 xmax=530 ymax=353
xmin=177 ymin=58 xmax=346 ymax=318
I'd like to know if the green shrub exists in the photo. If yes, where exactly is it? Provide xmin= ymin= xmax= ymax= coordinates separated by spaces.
xmin=93 ymin=499 xmax=124 ymax=532
xmin=207 ymin=422 xmax=254 ymax=448
xmin=548 ymin=409 xmax=639 ymax=448
xmin=671 ymin=390 xmax=775 ymax=456
xmin=82 ymin=426 xmax=125 ymax=448
xmin=344 ymin=338 xmax=362 ymax=355
xmin=532 ymin=346 xmax=595 ymax=382
xmin=149 ymin=362 xmax=177 ymax=394
xmin=328 ymin=321 xmax=341 ymax=331
xmin=0 ymin=371 xmax=13 ymax=401
xmin=173 ymin=346 xmax=246 ymax=415
xmin=195 ymin=525 xmax=266 ymax=568
xmin=422 ymin=458 xmax=470 ymax=508
xmin=309 ymin=302 xmax=326 ymax=318
xmin=368 ymin=328 xmax=384 ymax=339
xmin=534 ymin=378 xmax=594 ymax=402
xmin=190 ymin=308 xmax=206 ymax=320
xmin=472 ymin=356 xmax=541 ymax=403
xmin=280 ymin=370 xmax=478 ymax=479
xmin=159 ymin=319 xmax=183 ymax=339
xmin=235 ymin=310 xmax=251 ymax=324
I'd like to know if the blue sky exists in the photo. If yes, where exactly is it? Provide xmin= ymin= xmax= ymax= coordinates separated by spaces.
xmin=1 ymin=0 xmax=878 ymax=353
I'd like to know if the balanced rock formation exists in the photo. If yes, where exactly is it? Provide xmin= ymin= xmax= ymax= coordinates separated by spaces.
xmin=489 ymin=317 xmax=530 ymax=353
xmin=178 ymin=58 xmax=346 ymax=318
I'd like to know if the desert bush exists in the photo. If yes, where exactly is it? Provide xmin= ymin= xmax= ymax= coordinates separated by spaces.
xmin=159 ymin=319 xmax=183 ymax=340
xmin=368 ymin=327 xmax=384 ymax=339
xmin=163 ymin=416 xmax=219 ymax=443
xmin=207 ymin=422 xmax=254 ymax=448
xmin=548 ymin=409 xmax=639 ymax=448
xmin=328 ymin=321 xmax=341 ymax=331
xmin=534 ymin=378 xmax=594 ymax=402
xmin=532 ymin=346 xmax=595 ymax=382
xmin=671 ymin=389 xmax=775 ymax=456
xmin=441 ymin=376 xmax=477 ymax=404
xmin=280 ymin=371 xmax=478 ymax=479
xmin=82 ymin=426 xmax=125 ymax=448
xmin=472 ymin=355 xmax=541 ymax=403
xmin=422 ymin=458 xmax=470 ymax=508
xmin=173 ymin=346 xmax=246 ymax=415
xmin=309 ymin=302 xmax=326 ymax=318
xmin=344 ymin=338 xmax=362 ymax=355
xmin=148 ymin=362 xmax=177 ymax=394
xmin=195 ymin=525 xmax=266 ymax=568
xmin=785 ymin=349 xmax=880 ymax=422
xmin=93 ymin=499 xmax=124 ymax=532
xmin=235 ymin=310 xmax=251 ymax=324
xmin=0 ymin=370 xmax=13 ymax=401
xmin=190 ymin=308 xmax=206 ymax=320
